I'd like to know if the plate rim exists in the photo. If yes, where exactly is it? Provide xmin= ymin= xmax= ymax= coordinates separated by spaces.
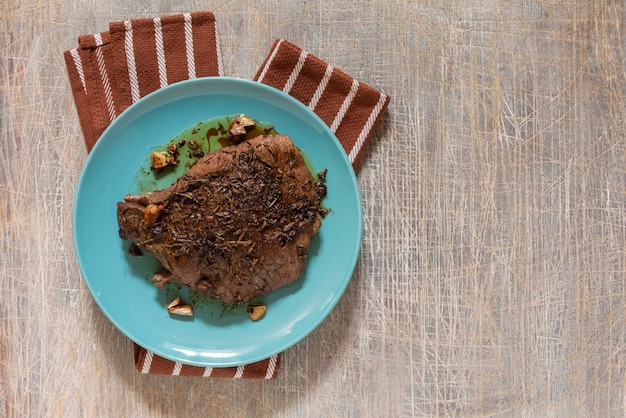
xmin=72 ymin=77 xmax=363 ymax=366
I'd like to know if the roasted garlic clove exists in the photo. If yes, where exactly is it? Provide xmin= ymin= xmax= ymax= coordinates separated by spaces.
xmin=150 ymin=151 xmax=178 ymax=169
xmin=167 ymin=296 xmax=194 ymax=316
xmin=228 ymin=114 xmax=256 ymax=143
xmin=247 ymin=305 xmax=266 ymax=321
xmin=168 ymin=305 xmax=194 ymax=316
xmin=144 ymin=203 xmax=165 ymax=224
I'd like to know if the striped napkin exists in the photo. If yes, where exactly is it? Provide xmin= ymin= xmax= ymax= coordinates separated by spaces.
xmin=64 ymin=11 xmax=223 ymax=151
xmin=65 ymin=12 xmax=389 ymax=379
xmin=254 ymin=39 xmax=390 ymax=166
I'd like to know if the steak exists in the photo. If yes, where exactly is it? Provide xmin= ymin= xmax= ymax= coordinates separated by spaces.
xmin=117 ymin=134 xmax=325 ymax=304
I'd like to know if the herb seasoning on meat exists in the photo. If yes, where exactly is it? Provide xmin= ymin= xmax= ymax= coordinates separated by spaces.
xmin=117 ymin=134 xmax=326 ymax=304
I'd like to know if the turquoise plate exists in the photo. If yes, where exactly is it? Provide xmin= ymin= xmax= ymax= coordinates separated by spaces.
xmin=73 ymin=77 xmax=362 ymax=367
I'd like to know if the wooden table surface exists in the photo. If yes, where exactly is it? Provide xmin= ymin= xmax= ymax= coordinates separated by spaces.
xmin=2 ymin=1 xmax=625 ymax=417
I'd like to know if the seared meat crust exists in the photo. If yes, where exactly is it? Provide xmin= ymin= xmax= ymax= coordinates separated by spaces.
xmin=117 ymin=135 xmax=323 ymax=304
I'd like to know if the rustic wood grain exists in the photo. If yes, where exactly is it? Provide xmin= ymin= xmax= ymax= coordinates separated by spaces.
xmin=1 ymin=0 xmax=625 ymax=417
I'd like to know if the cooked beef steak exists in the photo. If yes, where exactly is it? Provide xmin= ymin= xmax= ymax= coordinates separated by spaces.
xmin=117 ymin=134 xmax=324 ymax=304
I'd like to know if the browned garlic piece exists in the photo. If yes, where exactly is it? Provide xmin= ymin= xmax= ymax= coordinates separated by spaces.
xmin=150 ymin=151 xmax=178 ymax=169
xmin=143 ymin=203 xmax=165 ymax=223
xmin=227 ymin=114 xmax=256 ymax=143
xmin=247 ymin=305 xmax=266 ymax=321
xmin=167 ymin=297 xmax=194 ymax=316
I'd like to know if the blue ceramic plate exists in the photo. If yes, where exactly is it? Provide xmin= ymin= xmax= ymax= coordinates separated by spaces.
xmin=73 ymin=78 xmax=362 ymax=367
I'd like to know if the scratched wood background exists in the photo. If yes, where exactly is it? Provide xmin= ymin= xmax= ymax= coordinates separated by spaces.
xmin=1 ymin=0 xmax=625 ymax=417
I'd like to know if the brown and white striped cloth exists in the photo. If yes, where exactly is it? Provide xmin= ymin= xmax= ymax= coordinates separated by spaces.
xmin=133 ymin=344 xmax=280 ymax=379
xmin=65 ymin=11 xmax=389 ymax=379
xmin=254 ymin=39 xmax=390 ymax=166
xmin=64 ymin=11 xmax=223 ymax=151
